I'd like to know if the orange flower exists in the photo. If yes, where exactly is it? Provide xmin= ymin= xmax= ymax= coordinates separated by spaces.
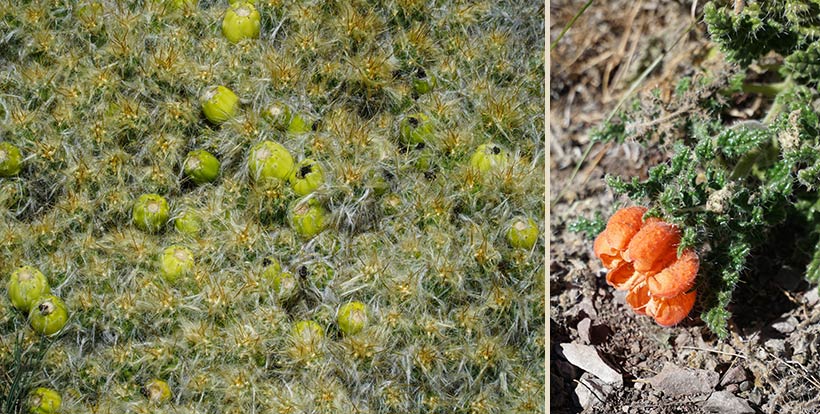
xmin=594 ymin=206 xmax=698 ymax=327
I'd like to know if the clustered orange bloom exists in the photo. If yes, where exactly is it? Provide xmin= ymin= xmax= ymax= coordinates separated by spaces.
xmin=593 ymin=206 xmax=698 ymax=327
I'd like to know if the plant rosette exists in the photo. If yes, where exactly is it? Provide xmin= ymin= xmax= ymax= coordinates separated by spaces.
xmin=143 ymin=379 xmax=172 ymax=403
xmin=222 ymin=2 xmax=261 ymax=43
xmin=289 ymin=159 xmax=325 ymax=196
xmin=507 ymin=217 xmax=539 ymax=250
xmin=289 ymin=199 xmax=327 ymax=239
xmin=29 ymin=295 xmax=68 ymax=336
xmin=28 ymin=387 xmax=61 ymax=414
xmin=183 ymin=150 xmax=220 ymax=185
xmin=248 ymin=140 xmax=295 ymax=182
xmin=174 ymin=209 xmax=203 ymax=236
xmin=337 ymin=301 xmax=368 ymax=335
xmin=201 ymin=85 xmax=239 ymax=124
xmin=133 ymin=194 xmax=170 ymax=233
xmin=469 ymin=142 xmax=509 ymax=174
xmin=399 ymin=113 xmax=434 ymax=146
xmin=291 ymin=320 xmax=324 ymax=344
xmin=8 ymin=265 xmax=50 ymax=313
xmin=594 ymin=206 xmax=699 ymax=327
xmin=160 ymin=245 xmax=195 ymax=282
xmin=0 ymin=142 xmax=22 ymax=177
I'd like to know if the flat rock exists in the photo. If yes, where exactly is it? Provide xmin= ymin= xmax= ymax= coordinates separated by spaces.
xmin=803 ymin=288 xmax=820 ymax=307
xmin=702 ymin=391 xmax=755 ymax=414
xmin=770 ymin=316 xmax=797 ymax=334
xmin=647 ymin=362 xmax=719 ymax=397
xmin=559 ymin=343 xmax=623 ymax=386
xmin=574 ymin=372 xmax=613 ymax=410
xmin=720 ymin=365 xmax=747 ymax=387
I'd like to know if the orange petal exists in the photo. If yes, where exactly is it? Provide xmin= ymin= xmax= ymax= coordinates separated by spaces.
xmin=606 ymin=262 xmax=644 ymax=291
xmin=594 ymin=232 xmax=622 ymax=269
xmin=601 ymin=206 xmax=646 ymax=252
xmin=625 ymin=221 xmax=680 ymax=273
xmin=625 ymin=283 xmax=650 ymax=316
xmin=647 ymin=249 xmax=699 ymax=298
xmin=646 ymin=290 xmax=697 ymax=327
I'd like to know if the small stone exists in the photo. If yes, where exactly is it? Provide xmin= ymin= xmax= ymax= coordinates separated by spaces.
xmin=622 ymin=406 xmax=630 ymax=413
xmin=560 ymin=343 xmax=623 ymax=386
xmin=702 ymin=391 xmax=754 ymax=414
xmin=720 ymin=365 xmax=747 ymax=387
xmin=770 ymin=316 xmax=797 ymax=334
xmin=724 ymin=384 xmax=738 ymax=393
xmin=574 ymin=372 xmax=612 ymax=410
xmin=577 ymin=318 xmax=592 ymax=344
xmin=739 ymin=381 xmax=751 ymax=392
xmin=749 ymin=389 xmax=762 ymax=406
xmin=763 ymin=338 xmax=785 ymax=355
xmin=803 ymin=288 xmax=820 ymax=307
xmin=647 ymin=362 xmax=719 ymax=397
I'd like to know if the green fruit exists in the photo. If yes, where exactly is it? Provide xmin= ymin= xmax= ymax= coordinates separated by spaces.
xmin=28 ymin=387 xmax=61 ymax=414
xmin=337 ymin=301 xmax=367 ymax=335
xmin=507 ymin=217 xmax=539 ymax=250
xmin=412 ymin=68 xmax=436 ymax=95
xmin=229 ymin=0 xmax=255 ymax=4
xmin=289 ymin=159 xmax=324 ymax=196
xmin=469 ymin=143 xmax=508 ymax=173
xmin=262 ymin=259 xmax=297 ymax=301
xmin=248 ymin=141 xmax=294 ymax=181
xmin=290 ymin=201 xmax=327 ymax=238
xmin=183 ymin=150 xmax=220 ymax=184
xmin=201 ymin=85 xmax=239 ymax=124
xmin=174 ymin=209 xmax=203 ymax=236
xmin=133 ymin=194 xmax=170 ymax=232
xmin=222 ymin=2 xmax=261 ymax=43
xmin=160 ymin=245 xmax=194 ymax=282
xmin=7 ymin=266 xmax=49 ymax=313
xmin=287 ymin=112 xmax=312 ymax=135
xmin=0 ymin=142 xmax=23 ymax=177
xmin=291 ymin=320 xmax=324 ymax=343
xmin=29 ymin=295 xmax=68 ymax=336
xmin=399 ymin=113 xmax=434 ymax=145
xmin=144 ymin=379 xmax=172 ymax=403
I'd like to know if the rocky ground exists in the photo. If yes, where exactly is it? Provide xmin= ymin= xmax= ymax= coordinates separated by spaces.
xmin=550 ymin=1 xmax=820 ymax=413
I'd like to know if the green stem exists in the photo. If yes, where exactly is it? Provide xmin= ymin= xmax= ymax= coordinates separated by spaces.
xmin=550 ymin=0 xmax=595 ymax=52
xmin=741 ymin=80 xmax=790 ymax=97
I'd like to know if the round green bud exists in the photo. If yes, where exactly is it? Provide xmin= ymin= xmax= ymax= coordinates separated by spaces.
xmin=0 ymin=142 xmax=23 ymax=177
xmin=249 ymin=141 xmax=294 ymax=181
xmin=289 ymin=159 xmax=324 ymax=196
xmin=290 ymin=201 xmax=327 ymax=239
xmin=399 ymin=113 xmax=434 ymax=145
xmin=337 ymin=301 xmax=368 ymax=335
xmin=262 ymin=102 xmax=290 ymax=128
xmin=287 ymin=112 xmax=312 ymax=135
xmin=201 ymin=85 xmax=239 ymax=124
xmin=8 ymin=266 xmax=49 ymax=313
xmin=133 ymin=194 xmax=170 ymax=232
xmin=28 ymin=387 xmax=61 ymax=414
xmin=222 ymin=2 xmax=261 ymax=43
xmin=174 ymin=209 xmax=203 ymax=236
xmin=262 ymin=259 xmax=297 ymax=301
xmin=183 ymin=150 xmax=220 ymax=185
xmin=143 ymin=379 xmax=172 ymax=403
xmin=412 ymin=68 xmax=436 ymax=95
xmin=291 ymin=320 xmax=324 ymax=343
xmin=29 ymin=295 xmax=68 ymax=336
xmin=469 ymin=143 xmax=509 ymax=173
xmin=507 ymin=217 xmax=539 ymax=250
xmin=160 ymin=245 xmax=194 ymax=282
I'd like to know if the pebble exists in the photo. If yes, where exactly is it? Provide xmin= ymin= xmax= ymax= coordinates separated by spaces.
xmin=560 ymin=343 xmax=623 ymax=385
xmin=574 ymin=372 xmax=612 ymax=410
xmin=720 ymin=365 xmax=747 ymax=386
xmin=770 ymin=316 xmax=798 ymax=334
xmin=647 ymin=362 xmax=719 ymax=397
xmin=702 ymin=391 xmax=755 ymax=414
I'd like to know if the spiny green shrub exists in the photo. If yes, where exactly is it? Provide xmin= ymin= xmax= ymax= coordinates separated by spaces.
xmin=0 ymin=0 xmax=543 ymax=412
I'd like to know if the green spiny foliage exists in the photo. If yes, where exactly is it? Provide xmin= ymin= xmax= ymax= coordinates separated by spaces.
xmin=596 ymin=0 xmax=820 ymax=338
xmin=0 ymin=0 xmax=544 ymax=413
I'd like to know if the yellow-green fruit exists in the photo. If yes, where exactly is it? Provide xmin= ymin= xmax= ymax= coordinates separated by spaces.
xmin=29 ymin=295 xmax=68 ymax=336
xmin=28 ymin=387 xmax=61 ymax=414
xmin=291 ymin=320 xmax=324 ymax=343
xmin=222 ymin=2 xmax=261 ymax=43
xmin=249 ymin=141 xmax=294 ymax=181
xmin=184 ymin=150 xmax=220 ymax=184
xmin=0 ymin=142 xmax=23 ymax=177
xmin=290 ymin=201 xmax=327 ymax=238
xmin=289 ymin=159 xmax=324 ymax=196
xmin=8 ymin=266 xmax=49 ymax=313
xmin=507 ymin=217 xmax=538 ymax=249
xmin=174 ymin=209 xmax=203 ymax=236
xmin=399 ymin=113 xmax=434 ymax=145
xmin=228 ymin=0 xmax=255 ymax=3
xmin=133 ymin=194 xmax=170 ymax=232
xmin=160 ymin=245 xmax=194 ymax=282
xmin=201 ymin=85 xmax=239 ymax=124
xmin=144 ymin=379 xmax=172 ymax=403
xmin=469 ymin=143 xmax=508 ymax=173
xmin=412 ymin=68 xmax=436 ymax=95
xmin=262 ymin=259 xmax=297 ymax=300
xmin=337 ymin=301 xmax=367 ymax=335
xmin=287 ymin=112 xmax=312 ymax=135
